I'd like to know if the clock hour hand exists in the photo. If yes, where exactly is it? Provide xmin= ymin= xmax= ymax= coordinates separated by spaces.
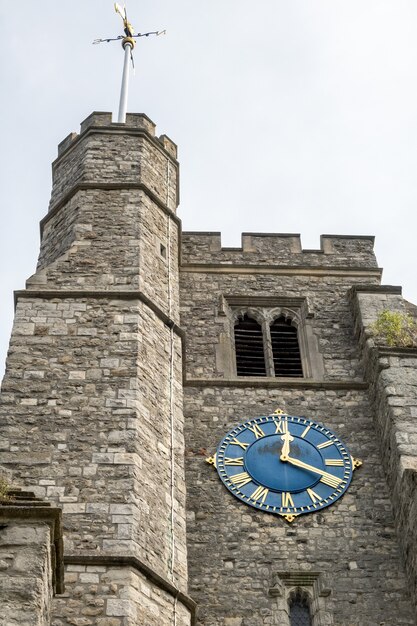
xmin=280 ymin=420 xmax=294 ymax=462
xmin=283 ymin=456 xmax=343 ymax=487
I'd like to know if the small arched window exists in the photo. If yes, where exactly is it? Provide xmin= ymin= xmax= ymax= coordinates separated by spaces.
xmin=270 ymin=316 xmax=303 ymax=378
xmin=234 ymin=314 xmax=266 ymax=377
xmin=289 ymin=591 xmax=312 ymax=626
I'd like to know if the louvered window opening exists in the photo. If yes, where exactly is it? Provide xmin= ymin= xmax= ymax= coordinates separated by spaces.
xmin=271 ymin=316 xmax=303 ymax=378
xmin=290 ymin=597 xmax=311 ymax=626
xmin=234 ymin=315 xmax=266 ymax=377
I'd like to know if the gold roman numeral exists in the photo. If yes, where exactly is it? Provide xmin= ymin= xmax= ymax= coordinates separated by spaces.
xmin=320 ymin=472 xmax=343 ymax=488
xmin=230 ymin=438 xmax=249 ymax=450
xmin=281 ymin=492 xmax=295 ymax=508
xmin=274 ymin=419 xmax=284 ymax=434
xmin=317 ymin=440 xmax=334 ymax=450
xmin=224 ymin=457 xmax=244 ymax=466
xmin=251 ymin=485 xmax=269 ymax=504
xmin=325 ymin=459 xmax=344 ymax=467
xmin=247 ymin=423 xmax=265 ymax=439
xmin=300 ymin=424 xmax=312 ymax=438
xmin=230 ymin=472 xmax=252 ymax=487
xmin=307 ymin=488 xmax=321 ymax=504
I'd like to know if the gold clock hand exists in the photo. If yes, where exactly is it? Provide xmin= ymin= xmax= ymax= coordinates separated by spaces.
xmin=280 ymin=419 xmax=294 ymax=461
xmin=284 ymin=456 xmax=343 ymax=488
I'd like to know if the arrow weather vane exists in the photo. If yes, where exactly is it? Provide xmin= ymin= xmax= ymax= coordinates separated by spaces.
xmin=93 ymin=3 xmax=166 ymax=123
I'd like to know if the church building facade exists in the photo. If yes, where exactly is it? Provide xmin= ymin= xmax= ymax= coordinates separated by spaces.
xmin=0 ymin=112 xmax=416 ymax=626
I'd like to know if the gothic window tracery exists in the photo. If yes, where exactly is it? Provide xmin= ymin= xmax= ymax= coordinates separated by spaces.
xmin=233 ymin=309 xmax=303 ymax=378
xmin=289 ymin=590 xmax=312 ymax=626
xmin=217 ymin=296 xmax=324 ymax=380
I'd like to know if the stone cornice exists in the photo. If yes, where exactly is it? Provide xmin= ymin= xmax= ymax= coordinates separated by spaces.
xmin=14 ymin=289 xmax=184 ymax=341
xmin=184 ymin=378 xmax=368 ymax=390
xmin=180 ymin=264 xmax=382 ymax=278
xmin=373 ymin=346 xmax=417 ymax=358
xmin=65 ymin=554 xmax=196 ymax=623
xmin=350 ymin=284 xmax=402 ymax=295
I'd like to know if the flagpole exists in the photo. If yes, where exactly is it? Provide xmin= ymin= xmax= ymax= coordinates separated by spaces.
xmin=118 ymin=40 xmax=133 ymax=123
xmin=93 ymin=3 xmax=165 ymax=123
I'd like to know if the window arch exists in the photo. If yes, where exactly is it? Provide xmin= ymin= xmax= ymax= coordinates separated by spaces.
xmin=268 ymin=572 xmax=333 ymax=626
xmin=218 ymin=297 xmax=325 ymax=379
xmin=289 ymin=589 xmax=312 ymax=626
xmin=234 ymin=314 xmax=266 ymax=377
xmin=270 ymin=316 xmax=303 ymax=378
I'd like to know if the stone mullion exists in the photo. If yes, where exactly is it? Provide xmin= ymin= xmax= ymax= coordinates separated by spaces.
xmin=262 ymin=316 xmax=275 ymax=377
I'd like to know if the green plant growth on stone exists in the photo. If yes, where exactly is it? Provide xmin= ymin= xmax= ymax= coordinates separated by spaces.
xmin=0 ymin=475 xmax=11 ymax=502
xmin=371 ymin=310 xmax=417 ymax=347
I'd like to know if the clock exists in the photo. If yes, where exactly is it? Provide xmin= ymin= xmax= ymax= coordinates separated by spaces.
xmin=207 ymin=409 xmax=362 ymax=523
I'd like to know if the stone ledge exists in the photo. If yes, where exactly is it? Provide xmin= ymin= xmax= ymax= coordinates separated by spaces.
xmin=180 ymin=264 xmax=382 ymax=277
xmin=375 ymin=346 xmax=417 ymax=357
xmin=43 ymin=182 xmax=181 ymax=231
xmin=184 ymin=378 xmax=368 ymax=390
xmin=14 ymin=289 xmax=185 ymax=342
xmin=0 ymin=505 xmax=64 ymax=594
xmin=65 ymin=554 xmax=196 ymax=624
xmin=350 ymin=284 xmax=402 ymax=295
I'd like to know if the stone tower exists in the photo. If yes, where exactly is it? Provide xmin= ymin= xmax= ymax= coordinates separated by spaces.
xmin=1 ymin=112 xmax=417 ymax=626
xmin=0 ymin=112 xmax=193 ymax=625
xmin=180 ymin=233 xmax=417 ymax=625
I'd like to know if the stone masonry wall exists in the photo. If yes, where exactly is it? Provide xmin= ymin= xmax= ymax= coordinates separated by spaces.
xmin=181 ymin=233 xmax=378 ymax=268
xmin=1 ymin=297 xmax=186 ymax=578
xmin=37 ymin=112 xmax=180 ymax=322
xmin=0 ymin=520 xmax=52 ymax=626
xmin=0 ymin=113 xmax=192 ymax=625
xmin=0 ymin=502 xmax=63 ymax=626
xmin=55 ymin=564 xmax=191 ymax=626
xmin=180 ymin=239 xmax=416 ymax=626
xmin=351 ymin=286 xmax=417 ymax=618
xmin=180 ymin=272 xmax=380 ymax=382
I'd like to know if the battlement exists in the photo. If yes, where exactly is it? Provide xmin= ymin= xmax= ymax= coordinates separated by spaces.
xmin=57 ymin=111 xmax=177 ymax=160
xmin=49 ymin=111 xmax=179 ymax=213
xmin=181 ymin=232 xmax=379 ymax=270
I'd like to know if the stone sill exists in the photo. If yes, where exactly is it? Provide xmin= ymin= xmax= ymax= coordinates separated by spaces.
xmin=374 ymin=345 xmax=417 ymax=358
xmin=184 ymin=378 xmax=368 ymax=390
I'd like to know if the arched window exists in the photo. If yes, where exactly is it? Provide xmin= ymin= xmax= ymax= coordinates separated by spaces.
xmin=270 ymin=316 xmax=303 ymax=378
xmin=234 ymin=314 xmax=266 ymax=376
xmin=289 ymin=590 xmax=312 ymax=626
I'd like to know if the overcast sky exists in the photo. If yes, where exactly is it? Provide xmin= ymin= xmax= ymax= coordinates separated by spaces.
xmin=1 ymin=1 xmax=417 ymax=378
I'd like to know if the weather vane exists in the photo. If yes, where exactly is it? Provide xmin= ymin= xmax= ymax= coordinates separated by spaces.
xmin=93 ymin=3 xmax=166 ymax=123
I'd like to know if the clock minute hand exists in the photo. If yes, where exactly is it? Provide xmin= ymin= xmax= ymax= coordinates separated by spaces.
xmin=284 ymin=455 xmax=343 ymax=488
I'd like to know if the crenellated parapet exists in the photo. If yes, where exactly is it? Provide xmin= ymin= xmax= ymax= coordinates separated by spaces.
xmin=52 ymin=111 xmax=178 ymax=211
xmin=181 ymin=232 xmax=379 ymax=271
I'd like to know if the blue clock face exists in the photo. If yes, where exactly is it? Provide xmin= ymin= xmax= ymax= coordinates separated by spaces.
xmin=214 ymin=411 xmax=355 ymax=522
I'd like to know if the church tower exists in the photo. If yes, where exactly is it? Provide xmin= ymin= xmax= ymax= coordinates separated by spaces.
xmin=1 ymin=114 xmax=417 ymax=626
xmin=0 ymin=112 xmax=194 ymax=625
